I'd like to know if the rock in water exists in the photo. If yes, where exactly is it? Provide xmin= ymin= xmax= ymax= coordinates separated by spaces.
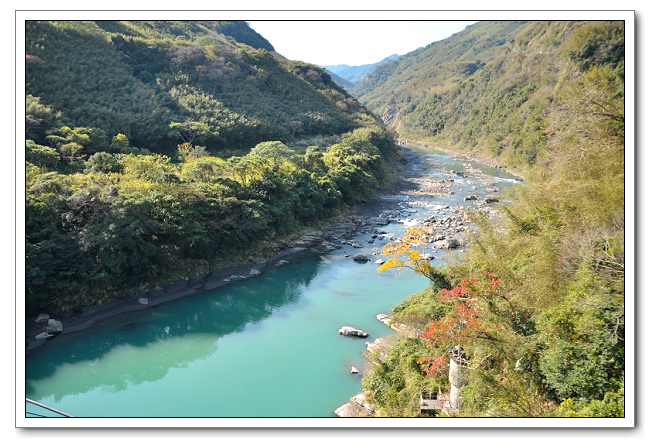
xmin=352 ymin=253 xmax=369 ymax=262
xmin=338 ymin=326 xmax=369 ymax=338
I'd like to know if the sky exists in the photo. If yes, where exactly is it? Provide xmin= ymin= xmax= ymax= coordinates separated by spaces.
xmin=248 ymin=21 xmax=477 ymax=66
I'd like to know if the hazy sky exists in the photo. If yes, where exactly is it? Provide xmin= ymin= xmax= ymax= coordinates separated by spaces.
xmin=248 ymin=21 xmax=477 ymax=66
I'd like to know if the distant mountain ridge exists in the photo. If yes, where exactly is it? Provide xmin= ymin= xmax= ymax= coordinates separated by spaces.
xmin=323 ymin=69 xmax=356 ymax=91
xmin=322 ymin=54 xmax=400 ymax=86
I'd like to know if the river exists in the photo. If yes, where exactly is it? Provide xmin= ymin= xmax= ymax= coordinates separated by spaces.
xmin=24 ymin=146 xmax=521 ymax=419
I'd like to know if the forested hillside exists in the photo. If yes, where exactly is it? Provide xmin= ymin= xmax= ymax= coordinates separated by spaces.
xmin=26 ymin=20 xmax=374 ymax=154
xmin=360 ymin=20 xmax=626 ymax=418
xmin=356 ymin=20 xmax=624 ymax=169
xmin=25 ymin=20 xmax=398 ymax=313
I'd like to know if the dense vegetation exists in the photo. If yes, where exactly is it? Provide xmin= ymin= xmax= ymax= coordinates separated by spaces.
xmin=360 ymin=21 xmax=625 ymax=417
xmin=356 ymin=21 xmax=624 ymax=169
xmin=24 ymin=20 xmax=398 ymax=313
xmin=26 ymin=20 xmax=376 ymax=154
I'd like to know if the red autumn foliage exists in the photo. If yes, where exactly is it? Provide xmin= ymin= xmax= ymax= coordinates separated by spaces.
xmin=417 ymin=353 xmax=448 ymax=376
xmin=417 ymin=272 xmax=504 ymax=377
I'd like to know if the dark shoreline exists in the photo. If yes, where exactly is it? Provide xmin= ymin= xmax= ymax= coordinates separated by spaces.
xmin=25 ymin=147 xmax=426 ymax=352
xmin=25 ymin=246 xmax=310 ymax=351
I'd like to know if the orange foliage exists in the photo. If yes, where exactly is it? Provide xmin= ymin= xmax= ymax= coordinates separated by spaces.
xmin=378 ymin=225 xmax=434 ymax=277
xmin=416 ymin=272 xmax=505 ymax=377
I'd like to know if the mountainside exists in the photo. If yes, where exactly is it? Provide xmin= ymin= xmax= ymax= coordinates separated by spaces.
xmin=323 ymin=54 xmax=400 ymax=86
xmin=26 ymin=20 xmax=379 ymax=156
xmin=24 ymin=20 xmax=399 ymax=313
xmin=356 ymin=20 xmax=624 ymax=169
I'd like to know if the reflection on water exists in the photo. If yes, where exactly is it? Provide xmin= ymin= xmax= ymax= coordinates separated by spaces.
xmin=26 ymin=253 xmax=323 ymax=399
xmin=28 ymin=334 xmax=220 ymax=400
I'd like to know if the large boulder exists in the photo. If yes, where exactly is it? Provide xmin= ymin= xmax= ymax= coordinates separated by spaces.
xmin=435 ymin=238 xmax=460 ymax=249
xmin=45 ymin=319 xmax=63 ymax=334
xmin=464 ymin=195 xmax=478 ymax=201
xmin=485 ymin=195 xmax=499 ymax=203
xmin=339 ymin=326 xmax=368 ymax=338
xmin=352 ymin=253 xmax=369 ymax=262
xmin=35 ymin=332 xmax=53 ymax=340
xmin=35 ymin=313 xmax=50 ymax=323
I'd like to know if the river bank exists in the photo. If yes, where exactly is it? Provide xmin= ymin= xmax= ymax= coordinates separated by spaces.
xmin=24 ymin=147 xmax=429 ymax=351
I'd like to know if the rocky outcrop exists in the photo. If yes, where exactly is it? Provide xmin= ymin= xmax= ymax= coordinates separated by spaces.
xmin=376 ymin=313 xmax=417 ymax=336
xmin=376 ymin=313 xmax=392 ymax=326
xmin=334 ymin=392 xmax=375 ymax=417
xmin=365 ymin=337 xmax=388 ymax=362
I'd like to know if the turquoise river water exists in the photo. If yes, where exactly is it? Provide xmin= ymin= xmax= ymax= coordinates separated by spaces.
xmin=24 ymin=147 xmax=520 ymax=419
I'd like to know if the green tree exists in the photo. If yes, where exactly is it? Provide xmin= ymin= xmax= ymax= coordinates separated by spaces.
xmin=110 ymin=133 xmax=131 ymax=153
xmin=180 ymin=156 xmax=227 ymax=182
xmin=85 ymin=152 xmax=119 ymax=174
xmin=26 ymin=95 xmax=58 ymax=143
xmin=249 ymin=141 xmax=295 ymax=170
xmin=26 ymin=140 xmax=60 ymax=169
